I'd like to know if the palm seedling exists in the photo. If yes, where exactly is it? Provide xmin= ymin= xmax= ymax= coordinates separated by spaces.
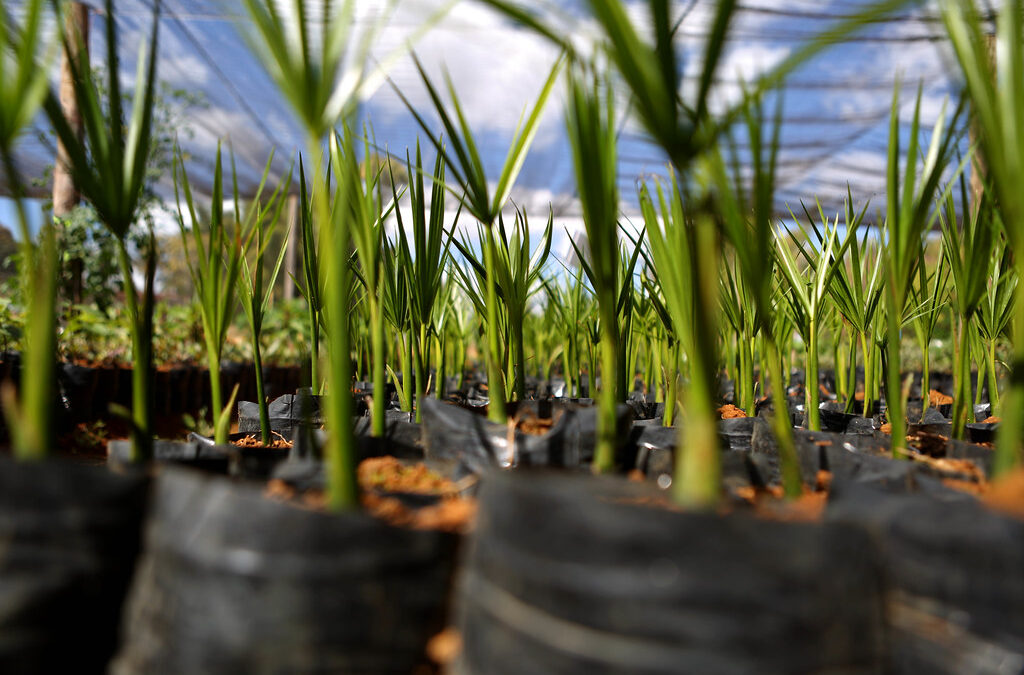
xmin=43 ymin=0 xmax=160 ymax=460
xmin=292 ymin=157 xmax=326 ymax=394
xmin=719 ymin=255 xmax=758 ymax=415
xmin=565 ymin=63 xmax=624 ymax=473
xmin=336 ymin=125 xmax=393 ymax=437
xmin=910 ymin=237 xmax=949 ymax=414
xmin=380 ymin=229 xmax=413 ymax=412
xmin=882 ymin=82 xmax=963 ymax=452
xmin=938 ymin=186 xmax=996 ymax=439
xmin=240 ymin=0 xmax=392 ymax=509
xmin=940 ymin=0 xmax=1024 ymax=473
xmin=774 ymin=204 xmax=854 ymax=432
xmin=707 ymin=93 xmax=802 ymax=497
xmin=974 ymin=238 xmax=1016 ymax=416
xmin=544 ymin=264 xmax=593 ymax=400
xmin=824 ymin=194 xmax=883 ymax=415
xmin=486 ymin=0 xmax=918 ymax=505
xmin=238 ymin=166 xmax=294 ymax=447
xmin=0 ymin=0 xmax=58 ymax=459
xmin=175 ymin=145 xmax=286 ymax=444
xmin=453 ymin=208 xmax=553 ymax=404
xmin=393 ymin=52 xmax=563 ymax=424
xmin=391 ymin=142 xmax=455 ymax=420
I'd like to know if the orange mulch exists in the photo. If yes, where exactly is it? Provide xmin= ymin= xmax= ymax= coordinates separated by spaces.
xmin=928 ymin=389 xmax=954 ymax=406
xmin=514 ymin=409 xmax=555 ymax=436
xmin=980 ymin=468 xmax=1024 ymax=520
xmin=731 ymin=470 xmax=831 ymax=522
xmin=265 ymin=455 xmax=477 ymax=534
xmin=232 ymin=434 xmax=292 ymax=449
xmin=717 ymin=404 xmax=748 ymax=419
xmin=980 ymin=416 xmax=1001 ymax=424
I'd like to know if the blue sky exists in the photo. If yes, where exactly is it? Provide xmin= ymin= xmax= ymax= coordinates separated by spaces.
xmin=2 ymin=0 xmax=967 ymax=251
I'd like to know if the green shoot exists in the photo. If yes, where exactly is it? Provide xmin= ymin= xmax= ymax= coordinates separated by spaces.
xmin=43 ymin=0 xmax=161 ymax=460
xmin=393 ymin=52 xmax=564 ymax=423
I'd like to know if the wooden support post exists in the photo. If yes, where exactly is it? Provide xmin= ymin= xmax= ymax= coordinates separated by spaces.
xmin=53 ymin=2 xmax=90 ymax=304
xmin=282 ymin=194 xmax=300 ymax=300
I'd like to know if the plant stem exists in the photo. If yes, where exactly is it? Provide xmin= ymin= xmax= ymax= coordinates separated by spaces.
xmin=885 ymin=308 xmax=907 ymax=457
xmin=805 ymin=318 xmax=820 ymax=430
xmin=308 ymin=305 xmax=320 ymax=394
xmin=206 ymin=344 xmax=224 ymax=444
xmin=988 ymin=340 xmax=1000 ymax=415
xmin=593 ymin=303 xmax=619 ymax=473
xmin=253 ymin=337 xmax=270 ymax=446
xmin=414 ymin=324 xmax=427 ymax=421
xmin=921 ymin=338 xmax=931 ymax=415
xmin=995 ymin=264 xmax=1024 ymax=474
xmin=370 ymin=295 xmax=385 ymax=437
xmin=483 ymin=226 xmax=506 ymax=423
xmin=116 ymin=239 xmax=153 ymax=460
xmin=951 ymin=315 xmax=971 ymax=440
xmin=312 ymin=143 xmax=357 ymax=510
xmin=859 ymin=331 xmax=873 ymax=417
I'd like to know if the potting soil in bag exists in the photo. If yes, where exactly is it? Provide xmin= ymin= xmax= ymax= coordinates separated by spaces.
xmin=827 ymin=481 xmax=1024 ymax=673
xmin=455 ymin=470 xmax=888 ymax=675
xmin=111 ymin=466 xmax=456 ymax=674
xmin=0 ymin=458 xmax=149 ymax=674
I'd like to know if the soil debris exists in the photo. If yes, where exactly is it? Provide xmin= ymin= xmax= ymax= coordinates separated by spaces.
xmin=265 ymin=456 xmax=477 ymax=533
xmin=981 ymin=469 xmax=1024 ymax=520
xmin=232 ymin=433 xmax=292 ymax=449
xmin=928 ymin=389 xmax=953 ymax=406
xmin=717 ymin=404 xmax=747 ymax=419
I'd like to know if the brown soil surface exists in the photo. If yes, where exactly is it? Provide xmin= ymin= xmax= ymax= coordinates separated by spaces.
xmin=928 ymin=389 xmax=953 ymax=406
xmin=265 ymin=456 xmax=477 ymax=534
xmin=980 ymin=469 xmax=1024 ymax=520
xmin=232 ymin=434 xmax=292 ymax=449
xmin=981 ymin=416 xmax=1001 ymax=424
xmin=731 ymin=470 xmax=830 ymax=522
xmin=717 ymin=404 xmax=747 ymax=419
xmin=358 ymin=456 xmax=456 ymax=494
xmin=514 ymin=409 xmax=555 ymax=436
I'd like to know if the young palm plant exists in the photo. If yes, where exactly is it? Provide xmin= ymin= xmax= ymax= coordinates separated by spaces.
xmin=975 ymin=238 xmax=1016 ymax=416
xmin=241 ymin=0 xmax=395 ymax=509
xmin=393 ymin=52 xmax=563 ymax=423
xmin=774 ymin=204 xmax=853 ymax=431
xmin=824 ymin=194 xmax=883 ymax=415
xmin=175 ymin=145 xmax=283 ymax=444
xmin=881 ymin=83 xmax=963 ymax=453
xmin=938 ymin=187 xmax=995 ymax=438
xmin=707 ymin=94 xmax=803 ymax=497
xmin=238 ymin=166 xmax=293 ymax=446
xmin=337 ymin=125 xmax=393 ymax=437
xmin=452 ymin=208 xmax=553 ymax=403
xmin=0 ymin=0 xmax=58 ymax=460
xmin=44 ymin=0 xmax=160 ymax=460
xmin=391 ymin=143 xmax=455 ymax=420
xmin=940 ymin=0 xmax=1024 ymax=473
xmin=565 ymin=64 xmax=622 ymax=473
xmin=910 ymin=238 xmax=950 ymax=414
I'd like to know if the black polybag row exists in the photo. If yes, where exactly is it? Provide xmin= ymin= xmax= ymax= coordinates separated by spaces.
xmin=111 ymin=466 xmax=457 ymax=674
xmin=0 ymin=458 xmax=149 ymax=675
xmin=454 ymin=469 xmax=889 ymax=675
